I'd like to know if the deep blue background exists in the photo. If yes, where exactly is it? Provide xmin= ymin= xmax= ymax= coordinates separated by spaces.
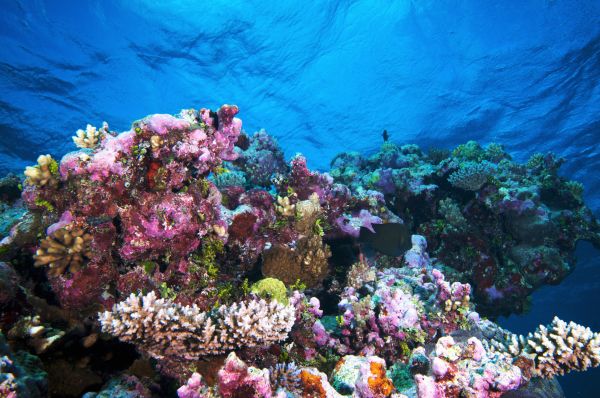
xmin=1 ymin=1 xmax=599 ymax=396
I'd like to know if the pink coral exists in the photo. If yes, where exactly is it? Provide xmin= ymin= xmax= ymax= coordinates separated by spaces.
xmin=217 ymin=352 xmax=272 ymax=398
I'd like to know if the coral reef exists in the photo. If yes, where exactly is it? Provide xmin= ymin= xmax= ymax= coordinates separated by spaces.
xmin=329 ymin=140 xmax=600 ymax=316
xmin=1 ymin=105 xmax=598 ymax=397
xmin=309 ymin=235 xmax=473 ymax=362
xmin=414 ymin=336 xmax=522 ymax=397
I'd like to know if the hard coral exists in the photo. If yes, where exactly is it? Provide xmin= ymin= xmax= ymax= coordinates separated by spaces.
xmin=24 ymin=154 xmax=59 ymax=189
xmin=262 ymin=233 xmax=331 ymax=288
xmin=33 ymin=224 xmax=93 ymax=276
xmin=415 ymin=336 xmax=522 ymax=398
xmin=73 ymin=123 xmax=106 ymax=149
xmin=489 ymin=316 xmax=600 ymax=378
xmin=99 ymin=291 xmax=295 ymax=361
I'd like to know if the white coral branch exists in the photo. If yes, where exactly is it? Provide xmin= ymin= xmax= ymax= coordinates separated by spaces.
xmin=99 ymin=291 xmax=296 ymax=361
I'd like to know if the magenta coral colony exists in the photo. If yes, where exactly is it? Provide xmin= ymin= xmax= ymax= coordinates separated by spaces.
xmin=0 ymin=104 xmax=599 ymax=398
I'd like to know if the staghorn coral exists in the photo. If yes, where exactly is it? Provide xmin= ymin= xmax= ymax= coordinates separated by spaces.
xmin=99 ymin=291 xmax=295 ymax=361
xmin=262 ymin=233 xmax=331 ymax=288
xmin=488 ymin=316 xmax=600 ymax=378
xmin=73 ymin=123 xmax=106 ymax=149
xmin=23 ymin=154 xmax=59 ymax=189
xmin=33 ymin=224 xmax=93 ymax=276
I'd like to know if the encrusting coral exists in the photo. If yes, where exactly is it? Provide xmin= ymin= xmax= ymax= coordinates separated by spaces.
xmin=99 ymin=291 xmax=296 ymax=361
xmin=487 ymin=316 xmax=600 ymax=378
xmin=33 ymin=224 xmax=93 ymax=276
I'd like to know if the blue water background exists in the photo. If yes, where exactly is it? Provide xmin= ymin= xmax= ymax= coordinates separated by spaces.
xmin=1 ymin=1 xmax=599 ymax=395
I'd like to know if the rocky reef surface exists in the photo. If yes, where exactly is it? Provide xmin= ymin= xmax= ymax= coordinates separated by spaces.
xmin=0 ymin=105 xmax=598 ymax=397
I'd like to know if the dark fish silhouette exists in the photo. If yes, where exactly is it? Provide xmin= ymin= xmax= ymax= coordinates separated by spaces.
xmin=382 ymin=129 xmax=389 ymax=142
xmin=358 ymin=223 xmax=411 ymax=256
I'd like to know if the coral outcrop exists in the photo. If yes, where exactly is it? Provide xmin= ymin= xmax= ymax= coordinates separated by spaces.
xmin=3 ymin=104 xmax=599 ymax=397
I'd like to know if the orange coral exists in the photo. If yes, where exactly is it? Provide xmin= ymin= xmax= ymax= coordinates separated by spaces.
xmin=367 ymin=361 xmax=394 ymax=397
xmin=299 ymin=370 xmax=326 ymax=398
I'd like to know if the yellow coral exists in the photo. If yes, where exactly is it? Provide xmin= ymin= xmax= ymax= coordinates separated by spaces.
xmin=24 ymin=154 xmax=59 ymax=188
xmin=275 ymin=194 xmax=296 ymax=217
xmin=73 ymin=123 xmax=104 ymax=148
xmin=34 ymin=225 xmax=93 ymax=276
xmin=150 ymin=135 xmax=164 ymax=151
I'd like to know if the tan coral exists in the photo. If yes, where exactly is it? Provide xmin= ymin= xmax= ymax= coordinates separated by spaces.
xmin=7 ymin=315 xmax=66 ymax=354
xmin=295 ymin=192 xmax=321 ymax=234
xmin=24 ymin=154 xmax=59 ymax=188
xmin=73 ymin=123 xmax=105 ymax=148
xmin=347 ymin=258 xmax=376 ymax=289
xmin=275 ymin=194 xmax=296 ymax=217
xmin=34 ymin=224 xmax=93 ymax=276
xmin=262 ymin=232 xmax=330 ymax=288
xmin=489 ymin=316 xmax=600 ymax=378
xmin=150 ymin=135 xmax=164 ymax=151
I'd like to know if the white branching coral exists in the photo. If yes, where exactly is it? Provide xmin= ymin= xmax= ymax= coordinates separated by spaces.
xmin=489 ymin=316 xmax=600 ymax=378
xmin=24 ymin=154 xmax=59 ymax=188
xmin=73 ymin=122 xmax=107 ymax=148
xmin=99 ymin=291 xmax=296 ymax=360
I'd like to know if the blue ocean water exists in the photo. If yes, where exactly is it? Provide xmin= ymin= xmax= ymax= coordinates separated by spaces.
xmin=1 ymin=0 xmax=599 ymax=396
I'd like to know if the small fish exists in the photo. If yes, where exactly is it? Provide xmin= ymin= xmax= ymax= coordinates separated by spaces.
xmin=382 ymin=129 xmax=389 ymax=142
xmin=358 ymin=223 xmax=411 ymax=257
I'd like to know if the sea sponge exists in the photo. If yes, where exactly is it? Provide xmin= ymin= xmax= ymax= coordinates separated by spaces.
xmin=262 ymin=233 xmax=330 ymax=288
xmin=73 ymin=123 xmax=106 ymax=148
xmin=251 ymin=277 xmax=288 ymax=305
xmin=24 ymin=154 xmax=59 ymax=189
xmin=33 ymin=225 xmax=93 ymax=276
